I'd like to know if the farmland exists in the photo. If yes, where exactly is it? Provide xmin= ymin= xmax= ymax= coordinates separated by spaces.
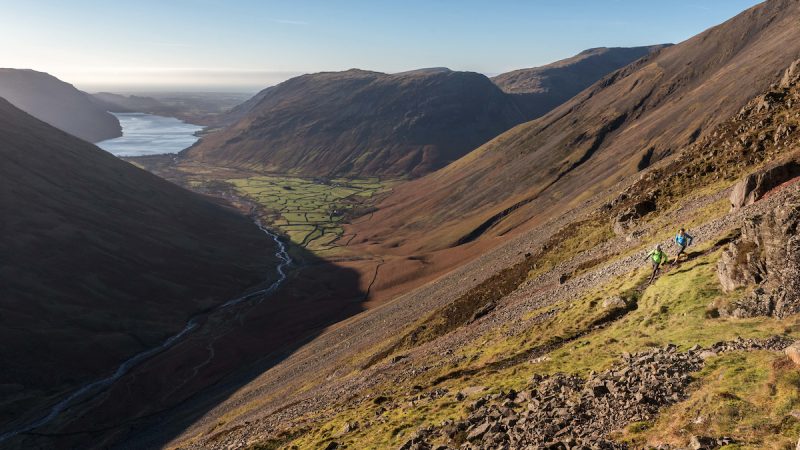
xmin=228 ymin=176 xmax=391 ymax=254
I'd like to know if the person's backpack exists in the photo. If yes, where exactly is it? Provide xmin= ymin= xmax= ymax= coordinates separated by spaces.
xmin=676 ymin=233 xmax=687 ymax=246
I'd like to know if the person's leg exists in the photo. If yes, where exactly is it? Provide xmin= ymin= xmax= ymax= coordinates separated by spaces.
xmin=673 ymin=246 xmax=681 ymax=264
xmin=650 ymin=261 xmax=659 ymax=282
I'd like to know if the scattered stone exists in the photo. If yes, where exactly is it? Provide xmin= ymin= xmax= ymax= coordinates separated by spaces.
xmin=468 ymin=302 xmax=495 ymax=323
xmin=407 ymin=338 xmax=789 ymax=449
xmin=343 ymin=421 xmax=359 ymax=434
xmin=689 ymin=435 xmax=715 ymax=450
xmin=373 ymin=395 xmax=391 ymax=405
xmin=391 ymin=354 xmax=408 ymax=364
xmin=466 ymin=421 xmax=490 ymax=441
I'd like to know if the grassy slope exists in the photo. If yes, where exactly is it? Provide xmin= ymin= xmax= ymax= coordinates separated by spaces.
xmin=281 ymin=241 xmax=799 ymax=449
xmin=266 ymin=77 xmax=800 ymax=446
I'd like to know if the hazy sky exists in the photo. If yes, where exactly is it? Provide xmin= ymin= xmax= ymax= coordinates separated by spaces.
xmin=0 ymin=0 xmax=763 ymax=92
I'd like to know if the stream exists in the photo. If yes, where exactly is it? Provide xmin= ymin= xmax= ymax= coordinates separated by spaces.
xmin=0 ymin=222 xmax=291 ymax=444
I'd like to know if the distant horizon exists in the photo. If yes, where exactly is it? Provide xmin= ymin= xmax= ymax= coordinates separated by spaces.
xmin=2 ymin=46 xmax=664 ymax=94
xmin=1 ymin=0 xmax=763 ymax=93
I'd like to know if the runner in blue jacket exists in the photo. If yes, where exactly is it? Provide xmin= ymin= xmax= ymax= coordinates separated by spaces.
xmin=674 ymin=228 xmax=694 ymax=263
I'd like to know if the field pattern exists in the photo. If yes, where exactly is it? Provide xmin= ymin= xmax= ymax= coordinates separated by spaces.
xmin=228 ymin=176 xmax=389 ymax=253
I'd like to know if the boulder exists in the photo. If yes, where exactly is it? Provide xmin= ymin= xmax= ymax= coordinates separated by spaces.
xmin=602 ymin=296 xmax=627 ymax=309
xmin=729 ymin=160 xmax=800 ymax=210
xmin=339 ymin=421 xmax=359 ymax=435
xmin=466 ymin=421 xmax=491 ymax=441
xmin=786 ymin=342 xmax=800 ymax=367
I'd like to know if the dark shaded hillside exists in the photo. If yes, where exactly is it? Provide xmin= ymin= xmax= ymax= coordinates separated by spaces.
xmin=493 ymin=45 xmax=670 ymax=119
xmin=0 ymin=97 xmax=276 ymax=427
xmin=0 ymin=69 xmax=121 ymax=142
xmin=184 ymin=68 xmax=526 ymax=178
xmin=355 ymin=0 xmax=800 ymax=254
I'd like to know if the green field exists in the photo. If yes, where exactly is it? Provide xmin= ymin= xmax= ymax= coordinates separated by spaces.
xmin=228 ymin=176 xmax=390 ymax=253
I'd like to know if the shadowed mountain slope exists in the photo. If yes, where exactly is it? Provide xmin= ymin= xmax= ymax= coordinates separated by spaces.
xmin=492 ymin=45 xmax=671 ymax=118
xmin=0 ymin=69 xmax=121 ymax=142
xmin=0 ymin=97 xmax=277 ymax=428
xmin=184 ymin=68 xmax=527 ymax=178
xmin=354 ymin=0 xmax=800 ymax=254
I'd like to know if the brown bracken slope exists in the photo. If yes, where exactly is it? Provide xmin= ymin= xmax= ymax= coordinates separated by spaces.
xmin=0 ymin=68 xmax=121 ymax=142
xmin=0 ymin=97 xmax=276 ymax=428
xmin=352 ymin=0 xmax=800 ymax=256
xmin=493 ymin=45 xmax=670 ymax=119
xmin=185 ymin=48 xmax=667 ymax=179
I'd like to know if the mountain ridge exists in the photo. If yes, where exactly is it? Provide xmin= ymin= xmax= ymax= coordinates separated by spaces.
xmin=351 ymin=0 xmax=800 ymax=257
xmin=183 ymin=68 xmax=526 ymax=178
xmin=0 ymin=68 xmax=121 ymax=142
xmin=492 ymin=44 xmax=670 ymax=118
xmin=183 ymin=45 xmax=667 ymax=179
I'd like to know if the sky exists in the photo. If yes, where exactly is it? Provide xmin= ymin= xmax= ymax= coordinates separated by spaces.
xmin=0 ymin=0 xmax=764 ymax=93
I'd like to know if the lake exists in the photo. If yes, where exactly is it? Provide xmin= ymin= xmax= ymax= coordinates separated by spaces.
xmin=97 ymin=113 xmax=204 ymax=157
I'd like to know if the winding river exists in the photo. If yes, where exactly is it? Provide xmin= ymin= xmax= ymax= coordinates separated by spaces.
xmin=0 ymin=223 xmax=291 ymax=444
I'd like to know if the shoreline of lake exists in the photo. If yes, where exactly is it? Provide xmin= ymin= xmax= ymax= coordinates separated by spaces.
xmin=97 ymin=113 xmax=204 ymax=157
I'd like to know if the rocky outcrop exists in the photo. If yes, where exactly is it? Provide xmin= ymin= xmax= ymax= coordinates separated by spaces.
xmin=717 ymin=192 xmax=800 ymax=317
xmin=717 ymin=228 xmax=766 ymax=293
xmin=401 ymin=338 xmax=790 ymax=450
xmin=780 ymin=59 xmax=800 ymax=90
xmin=612 ymin=198 xmax=657 ymax=235
xmin=729 ymin=160 xmax=800 ymax=210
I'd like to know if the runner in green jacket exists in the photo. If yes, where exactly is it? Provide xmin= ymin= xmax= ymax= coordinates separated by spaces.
xmin=645 ymin=245 xmax=668 ymax=283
